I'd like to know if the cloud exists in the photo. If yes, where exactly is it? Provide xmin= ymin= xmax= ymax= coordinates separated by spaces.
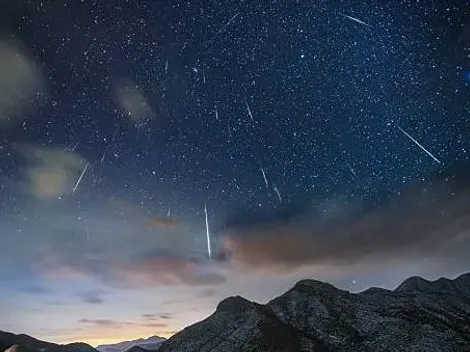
xmin=79 ymin=319 xmax=116 ymax=327
xmin=146 ymin=217 xmax=181 ymax=230
xmin=21 ymin=285 xmax=52 ymax=295
xmin=142 ymin=313 xmax=172 ymax=320
xmin=78 ymin=290 xmax=107 ymax=304
xmin=197 ymin=288 xmax=217 ymax=297
xmin=0 ymin=37 xmax=45 ymax=128
xmin=115 ymin=78 xmax=153 ymax=126
xmin=219 ymin=173 xmax=470 ymax=272
xmin=78 ymin=318 xmax=168 ymax=329
xmin=34 ymin=251 xmax=225 ymax=289
xmin=142 ymin=313 xmax=157 ymax=319
xmin=106 ymin=254 xmax=226 ymax=288
xmin=18 ymin=144 xmax=88 ymax=199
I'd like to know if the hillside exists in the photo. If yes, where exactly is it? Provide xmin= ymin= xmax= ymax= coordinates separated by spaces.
xmin=158 ymin=272 xmax=470 ymax=351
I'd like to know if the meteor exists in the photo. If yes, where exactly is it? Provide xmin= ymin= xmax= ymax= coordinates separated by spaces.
xmin=72 ymin=162 xmax=89 ymax=194
xmin=397 ymin=126 xmax=441 ymax=164
xmin=245 ymin=101 xmax=255 ymax=122
xmin=343 ymin=14 xmax=372 ymax=28
xmin=204 ymin=204 xmax=212 ymax=258
xmin=260 ymin=165 xmax=268 ymax=188
xmin=273 ymin=185 xmax=282 ymax=203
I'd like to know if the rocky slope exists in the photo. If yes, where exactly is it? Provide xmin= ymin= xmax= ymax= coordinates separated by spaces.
xmin=158 ymin=272 xmax=470 ymax=352
xmin=0 ymin=331 xmax=97 ymax=352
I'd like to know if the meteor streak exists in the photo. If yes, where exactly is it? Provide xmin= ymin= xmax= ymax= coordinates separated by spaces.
xmin=245 ymin=101 xmax=255 ymax=122
xmin=260 ymin=165 xmax=268 ymax=188
xmin=99 ymin=145 xmax=109 ymax=164
xmin=204 ymin=204 xmax=212 ymax=258
xmin=72 ymin=162 xmax=89 ymax=194
xmin=397 ymin=126 xmax=441 ymax=164
xmin=215 ymin=12 xmax=240 ymax=36
xmin=342 ymin=14 xmax=372 ymax=27
xmin=273 ymin=185 xmax=282 ymax=202
xmin=347 ymin=164 xmax=357 ymax=177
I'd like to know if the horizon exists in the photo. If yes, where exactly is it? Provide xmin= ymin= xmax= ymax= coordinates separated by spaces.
xmin=5 ymin=268 xmax=470 ymax=347
xmin=1 ymin=0 xmax=469 ymax=347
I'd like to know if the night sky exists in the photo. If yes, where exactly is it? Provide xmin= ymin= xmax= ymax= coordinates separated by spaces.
xmin=1 ymin=0 xmax=470 ymax=346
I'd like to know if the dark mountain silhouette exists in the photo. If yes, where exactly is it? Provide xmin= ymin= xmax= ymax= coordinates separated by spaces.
xmin=123 ymin=347 xmax=148 ymax=352
xmin=0 ymin=331 xmax=97 ymax=352
xmin=2 ymin=272 xmax=470 ymax=351
xmin=96 ymin=336 xmax=165 ymax=352
xmin=158 ymin=272 xmax=470 ymax=352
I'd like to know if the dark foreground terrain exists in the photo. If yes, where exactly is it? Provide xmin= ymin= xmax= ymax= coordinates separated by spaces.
xmin=0 ymin=332 xmax=97 ymax=352
xmin=158 ymin=272 xmax=470 ymax=352
xmin=3 ymin=272 xmax=470 ymax=352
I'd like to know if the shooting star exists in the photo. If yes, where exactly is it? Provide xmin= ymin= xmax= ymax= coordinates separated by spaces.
xmin=215 ymin=108 xmax=219 ymax=121
xmin=260 ymin=165 xmax=268 ymax=188
xmin=167 ymin=207 xmax=171 ymax=218
xmin=67 ymin=141 xmax=80 ymax=151
xmin=343 ymin=13 xmax=372 ymax=28
xmin=245 ymin=101 xmax=255 ymax=122
xmin=233 ymin=178 xmax=241 ymax=190
xmin=204 ymin=204 xmax=212 ymax=258
xmin=347 ymin=164 xmax=357 ymax=177
xmin=215 ymin=12 xmax=240 ymax=36
xmin=273 ymin=184 xmax=282 ymax=203
xmin=227 ymin=121 xmax=232 ymax=138
xmin=100 ymin=127 xmax=119 ymax=164
xmin=164 ymin=59 xmax=168 ymax=74
xmin=72 ymin=162 xmax=89 ymax=194
xmin=99 ymin=145 xmax=109 ymax=164
xmin=397 ymin=126 xmax=441 ymax=164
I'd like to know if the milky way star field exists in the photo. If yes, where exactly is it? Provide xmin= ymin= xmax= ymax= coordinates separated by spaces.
xmin=0 ymin=0 xmax=469 ymax=346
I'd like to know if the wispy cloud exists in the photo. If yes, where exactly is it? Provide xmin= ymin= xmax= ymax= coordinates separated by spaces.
xmin=20 ymin=285 xmax=52 ymax=295
xmin=142 ymin=313 xmax=172 ymax=320
xmin=196 ymin=288 xmax=217 ymax=297
xmin=78 ymin=290 xmax=107 ymax=305
xmin=17 ymin=144 xmax=88 ymax=199
xmin=220 ymin=176 xmax=470 ymax=272
xmin=34 ymin=251 xmax=225 ymax=289
xmin=78 ymin=318 xmax=169 ymax=329
xmin=115 ymin=77 xmax=153 ymax=126
xmin=0 ymin=37 xmax=45 ymax=128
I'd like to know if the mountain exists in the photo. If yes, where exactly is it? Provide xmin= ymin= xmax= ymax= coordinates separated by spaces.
xmin=158 ymin=272 xmax=470 ymax=352
xmin=0 ymin=331 xmax=98 ymax=352
xmin=96 ymin=336 xmax=165 ymax=352
xmin=123 ymin=347 xmax=148 ymax=352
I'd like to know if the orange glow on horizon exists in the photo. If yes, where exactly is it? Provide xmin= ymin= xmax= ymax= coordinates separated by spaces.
xmin=44 ymin=331 xmax=177 ymax=348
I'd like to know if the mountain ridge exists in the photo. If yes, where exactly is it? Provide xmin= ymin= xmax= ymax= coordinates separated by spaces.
xmin=96 ymin=336 xmax=165 ymax=352
xmin=158 ymin=271 xmax=470 ymax=351
xmin=0 ymin=331 xmax=97 ymax=352
xmin=3 ymin=272 xmax=470 ymax=351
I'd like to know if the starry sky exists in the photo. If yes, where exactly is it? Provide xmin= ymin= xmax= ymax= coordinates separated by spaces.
xmin=1 ymin=0 xmax=470 ymax=347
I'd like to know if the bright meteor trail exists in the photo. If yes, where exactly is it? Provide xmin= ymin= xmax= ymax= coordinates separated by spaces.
xmin=342 ymin=14 xmax=372 ymax=27
xmin=260 ymin=165 xmax=268 ymax=188
xmin=72 ymin=162 xmax=89 ymax=194
xmin=204 ymin=204 xmax=212 ymax=258
xmin=397 ymin=126 xmax=441 ymax=164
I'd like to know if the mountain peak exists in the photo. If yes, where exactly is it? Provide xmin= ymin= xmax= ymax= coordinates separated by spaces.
xmin=395 ymin=276 xmax=432 ymax=292
xmin=159 ymin=271 xmax=470 ymax=352
xmin=96 ymin=335 xmax=165 ymax=352
xmin=216 ymin=295 xmax=254 ymax=313
xmin=292 ymin=278 xmax=341 ymax=296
